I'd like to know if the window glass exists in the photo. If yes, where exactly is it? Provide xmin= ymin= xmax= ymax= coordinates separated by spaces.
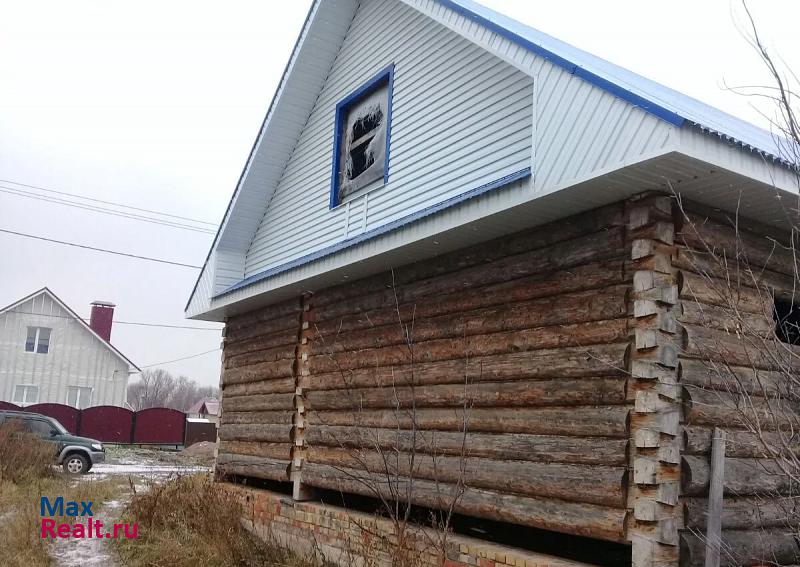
xmin=25 ymin=327 xmax=37 ymax=352
xmin=37 ymin=328 xmax=51 ymax=354
xmin=28 ymin=419 xmax=55 ymax=437
xmin=24 ymin=327 xmax=52 ymax=354
xmin=13 ymin=385 xmax=39 ymax=405
xmin=66 ymin=386 xmax=92 ymax=409
xmin=336 ymin=78 xmax=390 ymax=203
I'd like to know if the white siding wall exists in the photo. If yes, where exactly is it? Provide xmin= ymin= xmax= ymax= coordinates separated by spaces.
xmin=403 ymin=0 xmax=674 ymax=195
xmin=0 ymin=293 xmax=130 ymax=407
xmin=243 ymin=0 xmax=534 ymax=276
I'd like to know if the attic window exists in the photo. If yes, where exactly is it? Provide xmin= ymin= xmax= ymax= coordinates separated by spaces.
xmin=774 ymin=298 xmax=800 ymax=345
xmin=330 ymin=65 xmax=394 ymax=207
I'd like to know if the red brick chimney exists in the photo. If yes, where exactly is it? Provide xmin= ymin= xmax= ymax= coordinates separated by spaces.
xmin=89 ymin=301 xmax=115 ymax=342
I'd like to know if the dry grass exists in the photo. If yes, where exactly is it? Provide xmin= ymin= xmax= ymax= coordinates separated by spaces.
xmin=0 ymin=422 xmax=55 ymax=484
xmin=0 ymin=423 xmax=122 ymax=567
xmin=115 ymin=474 xmax=323 ymax=567
xmin=0 ymin=474 xmax=121 ymax=567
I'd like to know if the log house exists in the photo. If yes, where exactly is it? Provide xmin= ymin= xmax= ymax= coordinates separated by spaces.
xmin=186 ymin=1 xmax=800 ymax=565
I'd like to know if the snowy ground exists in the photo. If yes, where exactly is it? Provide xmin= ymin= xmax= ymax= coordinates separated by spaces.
xmin=48 ymin=445 xmax=213 ymax=566
xmin=51 ymin=499 xmax=125 ymax=567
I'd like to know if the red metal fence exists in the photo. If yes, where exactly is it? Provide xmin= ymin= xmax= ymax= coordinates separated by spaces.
xmin=0 ymin=402 xmax=209 ymax=446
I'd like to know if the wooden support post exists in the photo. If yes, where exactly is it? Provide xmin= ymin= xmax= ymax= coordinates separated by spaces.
xmin=704 ymin=428 xmax=726 ymax=567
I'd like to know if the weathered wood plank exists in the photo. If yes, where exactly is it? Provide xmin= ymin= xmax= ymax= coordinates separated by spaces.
xmin=678 ymin=271 xmax=771 ymax=317
xmin=218 ymin=441 xmax=292 ymax=461
xmin=307 ymin=405 xmax=629 ymax=438
xmin=305 ymin=446 xmax=626 ymax=507
xmin=217 ymin=423 xmax=293 ymax=443
xmin=305 ymin=425 xmax=628 ymax=465
xmin=680 ymin=323 xmax=800 ymax=370
xmin=223 ymin=377 xmax=297 ymax=397
xmin=300 ymin=463 xmax=627 ymax=543
xmin=314 ymin=228 xmax=626 ymax=323
xmin=304 ymin=377 xmax=626 ymax=410
xmin=304 ymin=343 xmax=628 ymax=391
xmin=683 ymin=386 xmax=799 ymax=431
xmin=313 ymin=204 xmax=625 ymax=309
xmin=685 ymin=496 xmax=798 ymax=530
xmin=223 ymin=359 xmax=295 ymax=385
xmin=220 ymin=410 xmax=295 ymax=425
xmin=225 ymin=343 xmax=296 ymax=370
xmin=310 ymin=320 xmax=629 ymax=373
xmin=312 ymin=260 xmax=627 ymax=337
xmin=222 ymin=392 xmax=296 ymax=412
xmin=680 ymin=359 xmax=788 ymax=397
xmin=216 ymin=453 xmax=290 ymax=482
xmin=223 ymin=329 xmax=300 ymax=358
xmin=678 ymin=300 xmax=773 ymax=336
xmin=682 ymin=455 xmax=792 ymax=496
xmin=684 ymin=425 xmax=797 ymax=458
xmin=677 ymin=212 xmax=798 ymax=277
xmin=226 ymin=299 xmax=302 ymax=333
xmin=315 ymin=286 xmax=628 ymax=353
xmin=680 ymin=529 xmax=800 ymax=566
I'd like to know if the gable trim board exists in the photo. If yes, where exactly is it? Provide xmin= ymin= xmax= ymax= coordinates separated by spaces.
xmin=330 ymin=64 xmax=396 ymax=209
xmin=0 ymin=287 xmax=140 ymax=372
xmin=186 ymin=0 xmax=799 ymax=320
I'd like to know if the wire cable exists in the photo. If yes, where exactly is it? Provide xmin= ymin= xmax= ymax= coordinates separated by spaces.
xmin=0 ymin=227 xmax=202 ymax=269
xmin=6 ymin=310 xmax=222 ymax=331
xmin=0 ymin=186 xmax=215 ymax=234
xmin=140 ymin=348 xmax=221 ymax=368
xmin=0 ymin=178 xmax=217 ymax=227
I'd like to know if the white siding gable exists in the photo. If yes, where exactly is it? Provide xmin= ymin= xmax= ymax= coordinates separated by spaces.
xmin=243 ymin=0 xmax=534 ymax=277
xmin=0 ymin=291 xmax=131 ymax=407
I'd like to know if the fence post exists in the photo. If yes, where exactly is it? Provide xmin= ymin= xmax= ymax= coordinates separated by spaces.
xmin=704 ymin=427 xmax=726 ymax=567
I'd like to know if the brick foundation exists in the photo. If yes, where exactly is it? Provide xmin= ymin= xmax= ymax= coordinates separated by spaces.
xmin=225 ymin=483 xmax=597 ymax=567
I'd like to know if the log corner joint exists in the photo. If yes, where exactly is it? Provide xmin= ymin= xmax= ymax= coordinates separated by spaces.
xmin=626 ymin=194 xmax=683 ymax=567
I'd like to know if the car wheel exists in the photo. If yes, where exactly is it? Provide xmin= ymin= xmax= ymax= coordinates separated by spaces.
xmin=63 ymin=453 xmax=90 ymax=474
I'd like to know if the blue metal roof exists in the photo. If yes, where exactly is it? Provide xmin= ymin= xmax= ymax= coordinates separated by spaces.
xmin=440 ymin=0 xmax=795 ymax=168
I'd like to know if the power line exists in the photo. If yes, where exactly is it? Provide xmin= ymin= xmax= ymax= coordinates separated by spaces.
xmin=0 ymin=227 xmax=202 ymax=269
xmin=0 ymin=186 xmax=215 ymax=235
xmin=140 ymin=348 xmax=221 ymax=368
xmin=0 ymin=178 xmax=218 ymax=227
xmin=6 ymin=310 xmax=222 ymax=331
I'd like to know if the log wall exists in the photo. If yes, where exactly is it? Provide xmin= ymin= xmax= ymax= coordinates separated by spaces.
xmin=218 ymin=201 xmax=635 ymax=545
xmin=217 ymin=193 xmax=800 ymax=565
xmin=674 ymin=205 xmax=800 ymax=567
xmin=216 ymin=297 xmax=303 ymax=482
xmin=298 ymin=201 xmax=634 ymax=544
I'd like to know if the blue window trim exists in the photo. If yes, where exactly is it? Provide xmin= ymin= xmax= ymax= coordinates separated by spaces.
xmin=217 ymin=167 xmax=531 ymax=298
xmin=329 ymin=64 xmax=395 ymax=209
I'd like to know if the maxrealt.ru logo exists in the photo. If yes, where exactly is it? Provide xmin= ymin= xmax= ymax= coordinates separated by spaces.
xmin=40 ymin=497 xmax=138 ymax=539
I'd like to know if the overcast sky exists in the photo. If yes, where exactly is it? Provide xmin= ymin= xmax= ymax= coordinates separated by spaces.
xmin=1 ymin=0 xmax=797 ymax=387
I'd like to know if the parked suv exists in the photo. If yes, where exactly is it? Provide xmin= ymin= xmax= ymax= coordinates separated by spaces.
xmin=0 ymin=410 xmax=105 ymax=474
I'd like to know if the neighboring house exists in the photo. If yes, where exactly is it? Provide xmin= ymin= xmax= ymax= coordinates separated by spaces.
xmin=187 ymin=397 xmax=219 ymax=424
xmin=185 ymin=1 xmax=800 ymax=566
xmin=0 ymin=288 xmax=139 ymax=408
